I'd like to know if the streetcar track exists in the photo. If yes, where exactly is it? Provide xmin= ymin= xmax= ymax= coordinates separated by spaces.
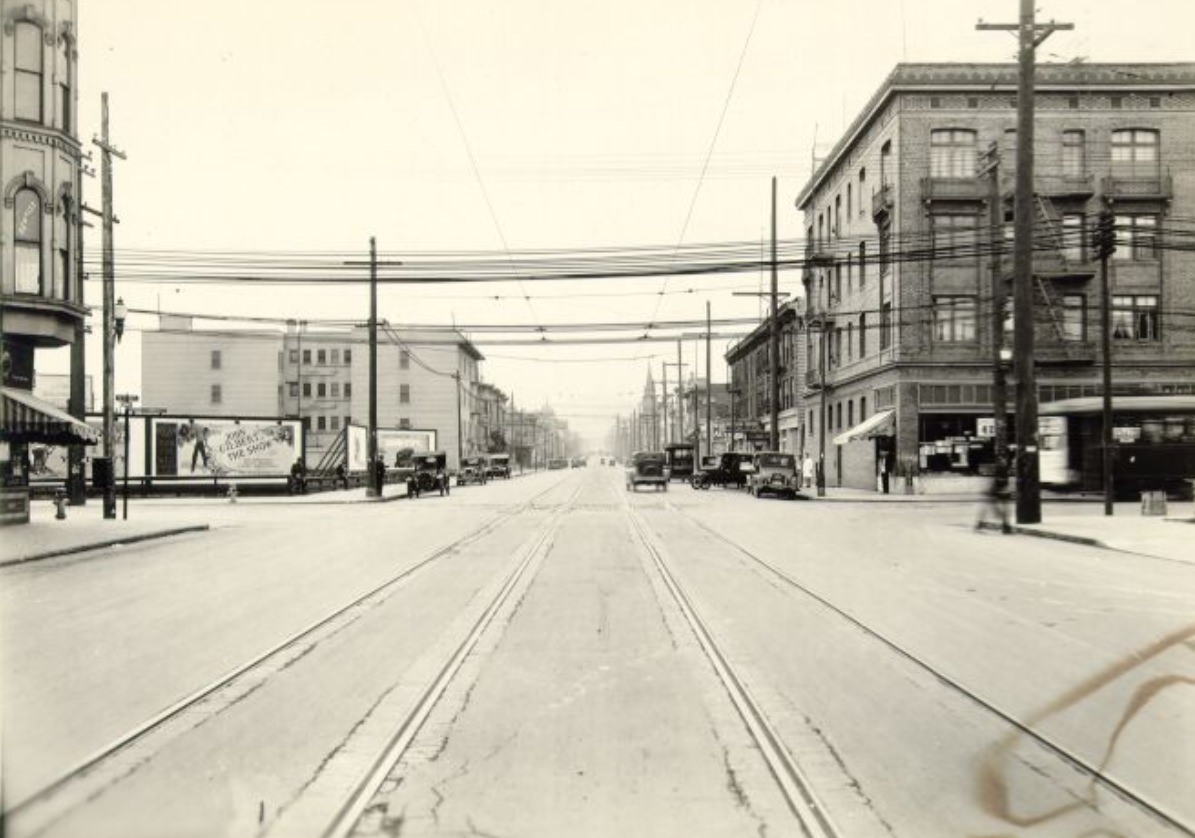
xmin=622 ymin=495 xmax=842 ymax=838
xmin=313 ymin=481 xmax=584 ymax=838
xmin=659 ymin=498 xmax=1195 ymax=837
xmin=2 ymin=476 xmax=579 ymax=831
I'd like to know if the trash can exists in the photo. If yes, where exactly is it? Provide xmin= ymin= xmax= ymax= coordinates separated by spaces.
xmin=1141 ymin=490 xmax=1167 ymax=516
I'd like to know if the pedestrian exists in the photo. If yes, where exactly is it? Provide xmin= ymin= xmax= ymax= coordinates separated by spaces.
xmin=289 ymin=457 xmax=307 ymax=495
xmin=976 ymin=457 xmax=1012 ymax=533
xmin=802 ymin=453 xmax=814 ymax=489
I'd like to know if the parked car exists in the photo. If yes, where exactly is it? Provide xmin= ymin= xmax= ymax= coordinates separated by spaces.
xmin=664 ymin=443 xmax=695 ymax=482
xmin=747 ymin=451 xmax=800 ymax=499
xmin=487 ymin=453 xmax=512 ymax=479
xmin=458 ymin=456 xmax=488 ymax=486
xmin=548 ymin=458 xmax=569 ymax=470
xmin=626 ymin=451 xmax=670 ymax=491
xmin=407 ymin=451 xmax=450 ymax=498
xmin=691 ymin=452 xmax=754 ymax=490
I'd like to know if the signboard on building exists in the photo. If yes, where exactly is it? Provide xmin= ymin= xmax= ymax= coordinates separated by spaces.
xmin=29 ymin=415 xmax=147 ymax=482
xmin=151 ymin=417 xmax=301 ymax=477
xmin=346 ymin=424 xmax=369 ymax=472
xmin=976 ymin=418 xmax=995 ymax=438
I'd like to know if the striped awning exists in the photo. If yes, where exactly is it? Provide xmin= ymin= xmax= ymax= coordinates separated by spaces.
xmin=1 ymin=387 xmax=101 ymax=445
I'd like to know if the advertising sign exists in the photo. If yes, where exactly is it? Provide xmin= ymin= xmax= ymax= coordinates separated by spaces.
xmin=346 ymin=424 xmax=369 ymax=472
xmin=151 ymin=417 xmax=302 ymax=477
xmin=29 ymin=415 xmax=147 ymax=482
xmin=378 ymin=428 xmax=437 ymax=465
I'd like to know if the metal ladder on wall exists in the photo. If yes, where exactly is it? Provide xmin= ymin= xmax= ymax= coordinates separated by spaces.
xmin=1034 ymin=193 xmax=1071 ymax=272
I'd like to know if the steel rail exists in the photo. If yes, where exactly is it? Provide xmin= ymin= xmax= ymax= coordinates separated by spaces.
xmin=624 ymin=502 xmax=841 ymax=838
xmin=318 ymin=482 xmax=584 ymax=838
xmin=671 ymin=504 xmax=1195 ymax=838
xmin=4 ymin=476 xmax=575 ymax=824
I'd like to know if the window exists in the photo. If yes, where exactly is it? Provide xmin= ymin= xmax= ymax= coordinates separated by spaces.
xmin=344 ymin=349 xmax=352 ymax=364
xmin=330 ymin=416 xmax=340 ymax=431
xmin=317 ymin=416 xmax=326 ymax=431
xmin=1062 ymin=130 xmax=1085 ymax=178
xmin=836 ymin=402 xmax=843 ymax=429
xmin=288 ymin=382 xmax=299 ymax=397
xmin=13 ymin=188 xmax=42 ymax=294
xmin=1062 ymin=214 xmax=1085 ymax=262
xmin=846 ymin=323 xmax=853 ymax=361
xmin=848 ymin=400 xmax=854 ymax=427
xmin=834 ymin=195 xmax=842 ymax=236
xmin=933 ymin=296 xmax=976 ymax=342
xmin=15 ymin=22 xmax=43 ymax=122
xmin=880 ymin=302 xmax=892 ymax=349
xmin=880 ymin=141 xmax=892 ymax=185
xmin=211 ymin=350 xmax=221 ymax=370
xmin=400 ymin=384 xmax=410 ymax=404
xmin=317 ymin=382 xmax=326 ymax=398
xmin=860 ymin=395 xmax=867 ymax=419
xmin=858 ymin=168 xmax=867 ymax=215
xmin=289 ymin=349 xmax=299 ymax=364
xmin=1113 ymin=215 xmax=1158 ymax=261
xmin=878 ymin=222 xmax=891 ymax=276
xmin=399 ymin=418 xmax=412 ymax=430
xmin=834 ymin=328 xmax=842 ymax=367
xmin=301 ymin=417 xmax=311 ymax=433
xmin=303 ymin=382 xmax=312 ymax=398
xmin=317 ymin=349 xmax=326 ymax=365
xmin=344 ymin=382 xmax=352 ymax=398
xmin=211 ymin=384 xmax=222 ymax=404
xmin=1110 ymin=129 xmax=1159 ymax=179
xmin=400 ymin=349 xmax=410 ymax=370
xmin=1061 ymin=295 xmax=1085 ymax=341
xmin=1112 ymin=296 xmax=1159 ymax=341
xmin=858 ymin=242 xmax=866 ymax=284
xmin=846 ymin=255 xmax=853 ymax=293
xmin=930 ymin=129 xmax=977 ymax=178
xmin=331 ymin=382 xmax=340 ymax=398
xmin=859 ymin=313 xmax=867 ymax=357
xmin=59 ymin=36 xmax=71 ymax=132
xmin=847 ymin=184 xmax=853 ymax=219
xmin=931 ymin=213 xmax=977 ymax=262
xmin=330 ymin=349 xmax=339 ymax=365
xmin=303 ymin=349 xmax=311 ymax=365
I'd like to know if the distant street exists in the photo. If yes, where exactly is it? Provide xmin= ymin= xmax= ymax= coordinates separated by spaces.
xmin=2 ymin=468 xmax=1192 ymax=837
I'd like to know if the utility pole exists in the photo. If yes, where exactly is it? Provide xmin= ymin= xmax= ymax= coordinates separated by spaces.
xmin=661 ymin=362 xmax=669 ymax=447
xmin=770 ymin=176 xmax=780 ymax=451
xmin=1095 ymin=209 xmax=1117 ymax=515
xmin=93 ymin=93 xmax=125 ymax=520
xmin=344 ymin=240 xmax=399 ymax=497
xmin=706 ymin=301 xmax=712 ymax=460
xmin=676 ymin=339 xmax=684 ymax=443
xmin=980 ymin=142 xmax=1010 ymax=481
xmin=69 ymin=152 xmax=93 ymax=506
xmin=978 ymin=2 xmax=1073 ymax=525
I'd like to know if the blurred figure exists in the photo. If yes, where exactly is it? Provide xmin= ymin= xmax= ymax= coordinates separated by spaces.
xmin=977 ymin=457 xmax=1012 ymax=533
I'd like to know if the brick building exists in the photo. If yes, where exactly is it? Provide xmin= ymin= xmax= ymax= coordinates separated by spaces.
xmin=724 ymin=299 xmax=804 ymax=452
xmin=796 ymin=62 xmax=1195 ymax=492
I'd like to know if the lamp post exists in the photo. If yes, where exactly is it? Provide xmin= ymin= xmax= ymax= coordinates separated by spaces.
xmin=115 ymin=392 xmax=138 ymax=519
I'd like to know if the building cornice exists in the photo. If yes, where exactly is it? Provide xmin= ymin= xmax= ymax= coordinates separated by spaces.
xmin=1 ymin=124 xmax=84 ymax=159
xmin=795 ymin=62 xmax=1195 ymax=210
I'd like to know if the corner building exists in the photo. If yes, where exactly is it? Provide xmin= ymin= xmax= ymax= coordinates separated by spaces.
xmin=2 ymin=0 xmax=93 ymax=523
xmin=796 ymin=63 xmax=1195 ymax=493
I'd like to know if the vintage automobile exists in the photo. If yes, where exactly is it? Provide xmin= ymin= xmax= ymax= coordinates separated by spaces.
xmin=548 ymin=458 xmax=569 ymax=470
xmin=664 ymin=443 xmax=695 ymax=482
xmin=747 ymin=451 xmax=801 ymax=499
xmin=626 ymin=451 xmax=670 ymax=491
xmin=457 ymin=456 xmax=489 ymax=486
xmin=691 ymin=451 xmax=754 ymax=490
xmin=486 ymin=453 xmax=512 ymax=479
xmin=407 ymin=451 xmax=450 ymax=498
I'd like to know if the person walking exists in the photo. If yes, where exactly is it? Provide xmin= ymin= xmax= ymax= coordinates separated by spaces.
xmin=802 ymin=453 xmax=814 ymax=489
xmin=976 ymin=457 xmax=1012 ymax=533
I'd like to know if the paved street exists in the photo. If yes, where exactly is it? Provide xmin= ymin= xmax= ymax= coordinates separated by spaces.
xmin=2 ymin=468 xmax=1193 ymax=837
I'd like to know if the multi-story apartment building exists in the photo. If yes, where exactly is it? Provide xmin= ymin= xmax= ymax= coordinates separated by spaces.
xmin=474 ymin=381 xmax=507 ymax=454
xmin=725 ymin=300 xmax=804 ymax=453
xmin=796 ymin=62 xmax=1195 ymax=492
xmin=2 ymin=0 xmax=92 ymax=523
xmin=142 ymin=320 xmax=486 ymax=471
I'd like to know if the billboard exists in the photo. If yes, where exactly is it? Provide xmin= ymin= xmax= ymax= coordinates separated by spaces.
xmin=378 ymin=428 xmax=437 ymax=466
xmin=29 ymin=415 xmax=147 ymax=482
xmin=151 ymin=417 xmax=302 ymax=477
xmin=346 ymin=424 xmax=369 ymax=472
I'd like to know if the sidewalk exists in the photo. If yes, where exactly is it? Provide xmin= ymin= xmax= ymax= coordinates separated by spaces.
xmin=0 ymin=482 xmax=411 ymax=568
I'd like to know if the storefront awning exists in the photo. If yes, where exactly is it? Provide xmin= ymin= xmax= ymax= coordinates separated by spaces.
xmin=1 ymin=387 xmax=101 ymax=445
xmin=833 ymin=409 xmax=894 ymax=446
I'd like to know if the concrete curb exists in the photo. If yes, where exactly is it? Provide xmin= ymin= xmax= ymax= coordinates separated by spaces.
xmin=0 ymin=524 xmax=212 ymax=568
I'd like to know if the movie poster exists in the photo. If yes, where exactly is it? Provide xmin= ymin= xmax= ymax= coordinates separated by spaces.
xmin=152 ymin=418 xmax=302 ymax=477
xmin=377 ymin=428 xmax=437 ymax=466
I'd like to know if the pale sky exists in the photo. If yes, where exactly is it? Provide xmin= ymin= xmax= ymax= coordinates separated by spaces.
xmin=44 ymin=0 xmax=1195 ymax=446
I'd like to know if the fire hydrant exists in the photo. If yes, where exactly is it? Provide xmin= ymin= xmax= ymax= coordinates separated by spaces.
xmin=227 ymin=483 xmax=238 ymax=503
xmin=53 ymin=489 xmax=68 ymax=520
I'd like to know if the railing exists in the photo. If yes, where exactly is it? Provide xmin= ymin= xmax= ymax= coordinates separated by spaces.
xmin=920 ymin=176 xmax=984 ymax=201
xmin=871 ymin=182 xmax=894 ymax=219
xmin=1101 ymin=173 xmax=1172 ymax=200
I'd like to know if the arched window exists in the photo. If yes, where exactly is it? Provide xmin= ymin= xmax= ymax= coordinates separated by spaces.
xmin=14 ymin=22 xmax=44 ymax=123
xmin=14 ymin=188 xmax=44 ymax=294
xmin=930 ymin=129 xmax=977 ymax=178
xmin=1111 ymin=129 xmax=1159 ymax=179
